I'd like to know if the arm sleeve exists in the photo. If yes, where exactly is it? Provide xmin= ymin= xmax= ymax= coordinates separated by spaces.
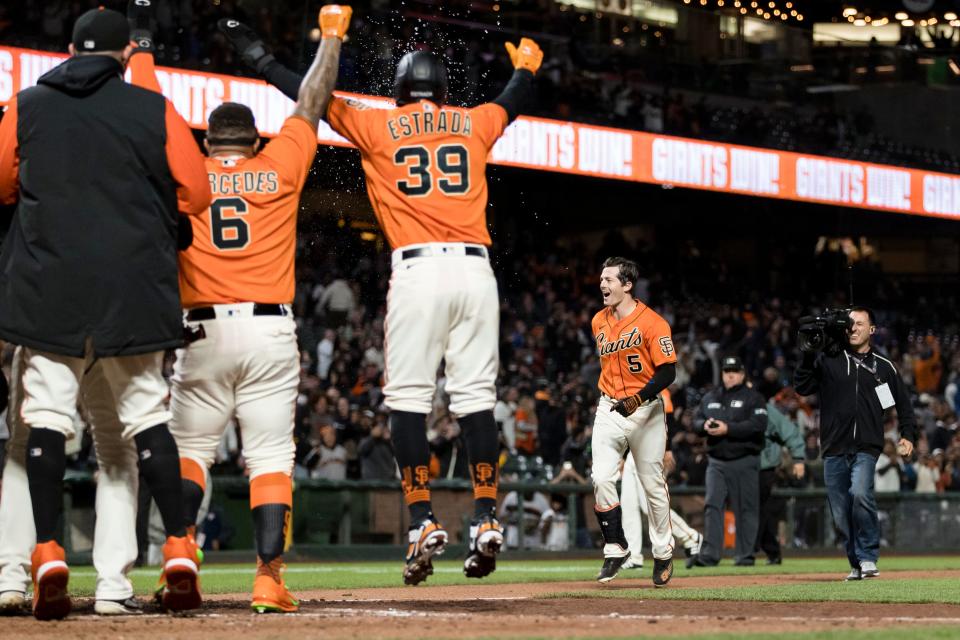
xmin=892 ymin=367 xmax=917 ymax=444
xmin=262 ymin=59 xmax=304 ymax=103
xmin=491 ymin=69 xmax=535 ymax=122
xmin=726 ymin=394 xmax=768 ymax=439
xmin=258 ymin=116 xmax=319 ymax=190
xmin=164 ymin=101 xmax=212 ymax=215
xmin=128 ymin=51 xmax=162 ymax=93
xmin=0 ymin=100 xmax=20 ymax=205
xmin=693 ymin=400 xmax=708 ymax=436
xmin=469 ymin=102 xmax=510 ymax=150
xmin=638 ymin=363 xmax=676 ymax=402
xmin=793 ymin=351 xmax=823 ymax=395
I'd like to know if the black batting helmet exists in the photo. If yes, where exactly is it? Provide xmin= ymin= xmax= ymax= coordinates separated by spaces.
xmin=393 ymin=51 xmax=448 ymax=106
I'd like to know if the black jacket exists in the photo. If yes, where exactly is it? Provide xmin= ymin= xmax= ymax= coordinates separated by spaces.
xmin=794 ymin=348 xmax=916 ymax=458
xmin=0 ymin=56 xmax=203 ymax=356
xmin=694 ymin=383 xmax=767 ymax=460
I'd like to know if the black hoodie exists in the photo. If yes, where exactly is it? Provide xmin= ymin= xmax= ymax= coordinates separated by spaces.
xmin=0 ymin=55 xmax=194 ymax=356
xmin=794 ymin=348 xmax=916 ymax=458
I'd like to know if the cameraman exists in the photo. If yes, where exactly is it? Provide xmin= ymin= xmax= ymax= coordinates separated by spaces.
xmin=794 ymin=307 xmax=916 ymax=580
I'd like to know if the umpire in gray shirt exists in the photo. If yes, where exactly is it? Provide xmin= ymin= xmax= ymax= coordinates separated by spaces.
xmin=691 ymin=356 xmax=767 ymax=567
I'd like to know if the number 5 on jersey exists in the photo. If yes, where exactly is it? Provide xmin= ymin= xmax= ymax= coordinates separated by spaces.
xmin=210 ymin=197 xmax=250 ymax=250
xmin=394 ymin=144 xmax=469 ymax=197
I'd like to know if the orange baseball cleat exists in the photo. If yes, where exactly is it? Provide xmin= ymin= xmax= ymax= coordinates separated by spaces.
xmin=251 ymin=558 xmax=299 ymax=614
xmin=159 ymin=534 xmax=203 ymax=612
xmin=30 ymin=541 xmax=71 ymax=621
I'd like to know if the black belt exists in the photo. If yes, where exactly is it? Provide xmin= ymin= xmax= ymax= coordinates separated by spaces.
xmin=400 ymin=246 xmax=486 ymax=261
xmin=186 ymin=303 xmax=287 ymax=321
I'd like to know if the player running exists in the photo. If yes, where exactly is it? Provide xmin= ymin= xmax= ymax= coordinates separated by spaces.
xmin=127 ymin=1 xmax=350 ymax=613
xmin=590 ymin=257 xmax=677 ymax=587
xmin=218 ymin=20 xmax=543 ymax=584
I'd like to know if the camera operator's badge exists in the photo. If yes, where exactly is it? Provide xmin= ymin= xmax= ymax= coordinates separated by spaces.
xmin=875 ymin=383 xmax=895 ymax=409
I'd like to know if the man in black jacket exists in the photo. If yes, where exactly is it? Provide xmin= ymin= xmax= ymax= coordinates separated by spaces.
xmin=0 ymin=8 xmax=211 ymax=619
xmin=794 ymin=307 xmax=915 ymax=580
xmin=692 ymin=356 xmax=767 ymax=567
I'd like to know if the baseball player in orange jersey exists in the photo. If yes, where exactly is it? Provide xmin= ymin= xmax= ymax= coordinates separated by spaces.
xmin=221 ymin=27 xmax=544 ymax=584
xmin=127 ymin=1 xmax=351 ymax=612
xmin=591 ymin=256 xmax=677 ymax=587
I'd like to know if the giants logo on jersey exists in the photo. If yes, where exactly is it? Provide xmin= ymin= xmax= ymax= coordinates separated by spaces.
xmin=596 ymin=327 xmax=643 ymax=357
xmin=659 ymin=336 xmax=675 ymax=357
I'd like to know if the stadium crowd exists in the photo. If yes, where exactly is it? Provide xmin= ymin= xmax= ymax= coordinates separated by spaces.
xmin=3 ymin=0 xmax=958 ymax=172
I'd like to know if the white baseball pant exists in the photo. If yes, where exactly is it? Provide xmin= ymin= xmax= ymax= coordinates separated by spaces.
xmin=383 ymin=244 xmax=499 ymax=416
xmin=0 ymin=348 xmax=139 ymax=600
xmin=18 ymin=342 xmax=171 ymax=439
xmin=169 ymin=306 xmax=298 ymax=480
xmin=621 ymin=453 xmax=700 ymax=560
xmin=592 ymin=395 xmax=674 ymax=560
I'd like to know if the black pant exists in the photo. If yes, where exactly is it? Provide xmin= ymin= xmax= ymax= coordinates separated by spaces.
xmin=700 ymin=454 xmax=760 ymax=565
xmin=755 ymin=468 xmax=782 ymax=560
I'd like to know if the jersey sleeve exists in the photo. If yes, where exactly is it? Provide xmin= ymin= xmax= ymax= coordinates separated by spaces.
xmin=326 ymin=95 xmax=376 ymax=150
xmin=470 ymin=103 xmax=509 ymax=150
xmin=164 ymin=100 xmax=212 ymax=215
xmin=645 ymin=316 xmax=678 ymax=368
xmin=0 ymin=99 xmax=19 ymax=205
xmin=259 ymin=115 xmax=319 ymax=189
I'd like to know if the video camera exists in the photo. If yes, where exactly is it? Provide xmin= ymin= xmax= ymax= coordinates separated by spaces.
xmin=797 ymin=308 xmax=852 ymax=356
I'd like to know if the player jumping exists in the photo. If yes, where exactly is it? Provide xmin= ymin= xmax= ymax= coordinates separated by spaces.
xmin=590 ymin=257 xmax=677 ymax=587
xmin=218 ymin=20 xmax=543 ymax=584
xmin=127 ymin=1 xmax=350 ymax=612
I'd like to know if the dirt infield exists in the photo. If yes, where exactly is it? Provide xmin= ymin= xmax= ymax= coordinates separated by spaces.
xmin=6 ymin=571 xmax=960 ymax=639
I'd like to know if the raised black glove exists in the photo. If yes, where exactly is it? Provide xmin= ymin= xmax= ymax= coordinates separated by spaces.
xmin=217 ymin=18 xmax=276 ymax=74
xmin=128 ymin=0 xmax=157 ymax=51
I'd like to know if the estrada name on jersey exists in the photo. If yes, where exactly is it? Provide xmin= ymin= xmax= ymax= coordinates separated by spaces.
xmin=326 ymin=97 xmax=508 ymax=249
xmin=592 ymin=301 xmax=677 ymax=399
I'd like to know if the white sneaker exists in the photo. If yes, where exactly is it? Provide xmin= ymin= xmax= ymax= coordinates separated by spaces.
xmin=844 ymin=567 xmax=862 ymax=581
xmin=860 ymin=561 xmax=879 ymax=578
xmin=621 ymin=557 xmax=644 ymax=570
xmin=94 ymin=597 xmax=144 ymax=615
xmin=0 ymin=591 xmax=26 ymax=615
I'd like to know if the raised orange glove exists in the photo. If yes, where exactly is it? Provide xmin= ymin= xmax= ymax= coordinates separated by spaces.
xmin=319 ymin=4 xmax=352 ymax=40
xmin=505 ymin=37 xmax=543 ymax=74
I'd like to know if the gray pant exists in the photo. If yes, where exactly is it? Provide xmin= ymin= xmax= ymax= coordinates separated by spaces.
xmin=700 ymin=454 xmax=760 ymax=565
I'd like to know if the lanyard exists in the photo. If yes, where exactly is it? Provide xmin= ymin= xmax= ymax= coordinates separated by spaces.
xmin=851 ymin=353 xmax=882 ymax=384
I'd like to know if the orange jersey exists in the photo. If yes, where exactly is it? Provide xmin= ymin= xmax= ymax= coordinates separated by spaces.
xmin=179 ymin=116 xmax=318 ymax=307
xmin=592 ymin=301 xmax=677 ymax=399
xmin=326 ymin=96 xmax=508 ymax=249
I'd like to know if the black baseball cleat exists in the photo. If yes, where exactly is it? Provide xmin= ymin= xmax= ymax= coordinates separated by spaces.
xmin=596 ymin=551 xmax=630 ymax=583
xmin=653 ymin=556 xmax=674 ymax=588
xmin=127 ymin=0 xmax=157 ymax=51
xmin=217 ymin=19 xmax=276 ymax=73
xmin=766 ymin=556 xmax=782 ymax=566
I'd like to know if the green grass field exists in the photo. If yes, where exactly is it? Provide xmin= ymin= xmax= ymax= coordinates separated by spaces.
xmin=62 ymin=555 xmax=960 ymax=600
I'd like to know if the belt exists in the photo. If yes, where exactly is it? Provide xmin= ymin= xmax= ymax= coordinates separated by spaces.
xmin=400 ymin=246 xmax=487 ymax=261
xmin=186 ymin=303 xmax=287 ymax=321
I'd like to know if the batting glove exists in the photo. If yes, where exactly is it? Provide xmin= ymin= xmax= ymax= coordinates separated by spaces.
xmin=218 ymin=19 xmax=276 ymax=74
xmin=610 ymin=394 xmax=642 ymax=417
xmin=505 ymin=37 xmax=544 ymax=74
xmin=319 ymin=5 xmax=352 ymax=40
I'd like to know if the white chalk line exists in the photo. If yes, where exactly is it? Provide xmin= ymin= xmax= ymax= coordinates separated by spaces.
xmin=70 ymin=565 xmax=588 ymax=577
xmin=31 ymin=610 xmax=960 ymax=625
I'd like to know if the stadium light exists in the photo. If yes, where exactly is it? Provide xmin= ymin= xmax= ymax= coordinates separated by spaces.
xmin=843 ymin=7 xmax=858 ymax=17
xmin=946 ymin=12 xmax=958 ymax=21
xmin=854 ymin=18 xmax=866 ymax=26
xmin=894 ymin=12 xmax=908 ymax=20
xmin=949 ymin=59 xmax=960 ymax=76
xmin=902 ymin=19 xmax=915 ymax=26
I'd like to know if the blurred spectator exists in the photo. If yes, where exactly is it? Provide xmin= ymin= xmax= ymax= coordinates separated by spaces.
xmin=304 ymin=421 xmax=348 ymax=481
xmin=358 ymin=415 xmax=396 ymax=480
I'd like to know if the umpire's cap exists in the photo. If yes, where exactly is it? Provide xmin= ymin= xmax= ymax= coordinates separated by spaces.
xmin=393 ymin=51 xmax=448 ymax=106
xmin=72 ymin=8 xmax=130 ymax=53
